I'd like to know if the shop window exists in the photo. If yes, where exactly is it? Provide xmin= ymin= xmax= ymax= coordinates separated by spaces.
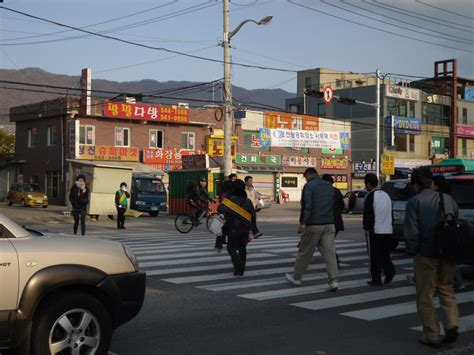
xmin=149 ymin=129 xmax=164 ymax=149
xmin=47 ymin=125 xmax=58 ymax=146
xmin=395 ymin=134 xmax=407 ymax=152
xmin=409 ymin=101 xmax=415 ymax=118
xmin=79 ymin=125 xmax=95 ymax=145
xmin=115 ymin=127 xmax=130 ymax=147
xmin=462 ymin=108 xmax=468 ymax=125
xmin=422 ymin=103 xmax=450 ymax=126
xmin=46 ymin=171 xmax=61 ymax=199
xmin=182 ymin=132 xmax=195 ymax=150
xmin=462 ymin=138 xmax=467 ymax=156
xmin=28 ymin=128 xmax=38 ymax=148
xmin=305 ymin=77 xmax=311 ymax=89
xmin=409 ymin=135 xmax=415 ymax=152
xmin=387 ymin=98 xmax=408 ymax=117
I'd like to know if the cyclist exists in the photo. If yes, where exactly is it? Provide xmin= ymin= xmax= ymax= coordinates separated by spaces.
xmin=187 ymin=177 xmax=214 ymax=224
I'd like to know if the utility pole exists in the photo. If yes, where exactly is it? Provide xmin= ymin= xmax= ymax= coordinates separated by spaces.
xmin=223 ymin=0 xmax=233 ymax=177
xmin=376 ymin=69 xmax=381 ymax=180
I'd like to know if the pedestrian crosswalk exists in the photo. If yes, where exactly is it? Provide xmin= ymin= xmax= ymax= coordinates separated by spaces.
xmin=108 ymin=231 xmax=474 ymax=336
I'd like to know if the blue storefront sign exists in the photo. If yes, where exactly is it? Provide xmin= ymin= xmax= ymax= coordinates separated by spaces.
xmin=465 ymin=88 xmax=474 ymax=101
xmin=385 ymin=116 xmax=421 ymax=147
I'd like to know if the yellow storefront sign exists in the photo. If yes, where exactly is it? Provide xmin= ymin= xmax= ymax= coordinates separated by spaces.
xmin=205 ymin=135 xmax=238 ymax=158
xmin=77 ymin=145 xmax=139 ymax=161
xmin=381 ymin=153 xmax=395 ymax=175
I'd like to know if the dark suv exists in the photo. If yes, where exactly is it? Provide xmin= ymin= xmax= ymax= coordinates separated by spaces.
xmin=382 ymin=174 xmax=474 ymax=250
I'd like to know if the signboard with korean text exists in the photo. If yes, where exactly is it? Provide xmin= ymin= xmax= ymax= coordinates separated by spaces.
xmin=382 ymin=153 xmax=395 ymax=175
xmin=385 ymin=85 xmax=420 ymax=101
xmin=320 ymin=158 xmax=349 ymax=170
xmin=68 ymin=120 xmax=79 ymax=159
xmin=77 ymin=145 xmax=139 ymax=161
xmin=281 ymin=176 xmax=298 ymax=188
xmin=322 ymin=147 xmax=343 ymax=155
xmin=333 ymin=174 xmax=348 ymax=190
xmin=182 ymin=154 xmax=209 ymax=170
xmin=431 ymin=137 xmax=445 ymax=155
xmin=353 ymin=161 xmax=376 ymax=177
xmin=143 ymin=149 xmax=204 ymax=165
xmin=465 ymin=88 xmax=474 ymax=101
xmin=236 ymin=153 xmax=281 ymax=166
xmin=103 ymin=101 xmax=188 ymax=123
xmin=457 ymin=125 xmax=474 ymax=138
xmin=243 ymin=131 xmax=269 ymax=151
xmin=339 ymin=132 xmax=350 ymax=149
xmin=285 ymin=146 xmax=309 ymax=153
xmin=265 ymin=112 xmax=319 ymax=131
xmin=282 ymin=156 xmax=317 ymax=167
xmin=259 ymin=128 xmax=341 ymax=149
xmin=205 ymin=135 xmax=238 ymax=158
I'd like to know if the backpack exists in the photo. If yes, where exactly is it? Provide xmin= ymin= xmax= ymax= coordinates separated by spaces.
xmin=185 ymin=181 xmax=197 ymax=200
xmin=436 ymin=192 xmax=474 ymax=264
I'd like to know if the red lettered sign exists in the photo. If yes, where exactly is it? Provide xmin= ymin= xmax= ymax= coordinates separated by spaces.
xmin=104 ymin=102 xmax=188 ymax=123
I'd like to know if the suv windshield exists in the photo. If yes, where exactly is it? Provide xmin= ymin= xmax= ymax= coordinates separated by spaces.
xmin=23 ymin=184 xmax=41 ymax=192
xmin=381 ymin=181 xmax=415 ymax=201
xmin=449 ymin=180 xmax=474 ymax=209
xmin=134 ymin=179 xmax=165 ymax=194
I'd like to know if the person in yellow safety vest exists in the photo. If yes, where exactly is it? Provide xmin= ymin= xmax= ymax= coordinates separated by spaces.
xmin=218 ymin=179 xmax=261 ymax=276
xmin=115 ymin=182 xmax=131 ymax=229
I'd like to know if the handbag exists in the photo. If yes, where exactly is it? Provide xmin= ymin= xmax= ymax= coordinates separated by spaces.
xmin=208 ymin=214 xmax=225 ymax=236
xmin=437 ymin=192 xmax=474 ymax=264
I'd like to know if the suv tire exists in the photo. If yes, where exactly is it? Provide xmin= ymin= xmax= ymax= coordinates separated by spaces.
xmin=31 ymin=292 xmax=112 ymax=355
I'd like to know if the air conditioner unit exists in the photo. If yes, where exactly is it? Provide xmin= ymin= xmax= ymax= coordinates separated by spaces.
xmin=178 ymin=102 xmax=189 ymax=109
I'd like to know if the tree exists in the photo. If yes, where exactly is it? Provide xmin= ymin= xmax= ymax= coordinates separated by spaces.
xmin=0 ymin=128 xmax=15 ymax=161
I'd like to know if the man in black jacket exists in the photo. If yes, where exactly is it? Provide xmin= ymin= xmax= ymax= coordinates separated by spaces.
xmin=363 ymin=173 xmax=395 ymax=286
xmin=69 ymin=174 xmax=89 ymax=236
xmin=404 ymin=167 xmax=460 ymax=348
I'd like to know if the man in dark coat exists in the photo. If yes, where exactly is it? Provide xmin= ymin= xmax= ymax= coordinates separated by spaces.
xmin=69 ymin=174 xmax=89 ymax=236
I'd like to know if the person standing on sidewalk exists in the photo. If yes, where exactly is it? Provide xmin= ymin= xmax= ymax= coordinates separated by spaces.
xmin=115 ymin=182 xmax=130 ymax=229
xmin=69 ymin=174 xmax=89 ymax=236
xmin=404 ymin=167 xmax=460 ymax=348
xmin=285 ymin=167 xmax=339 ymax=291
xmin=363 ymin=173 xmax=395 ymax=286
xmin=322 ymin=174 xmax=345 ymax=269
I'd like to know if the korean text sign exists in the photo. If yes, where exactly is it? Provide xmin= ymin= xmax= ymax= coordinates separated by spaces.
xmin=104 ymin=101 xmax=188 ymax=123
xmin=77 ymin=145 xmax=139 ymax=161
xmin=236 ymin=153 xmax=281 ymax=165
xmin=259 ymin=128 xmax=341 ymax=149
xmin=265 ymin=112 xmax=319 ymax=131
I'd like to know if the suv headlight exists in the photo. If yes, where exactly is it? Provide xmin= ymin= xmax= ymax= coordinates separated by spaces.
xmin=44 ymin=195 xmax=48 ymax=199
xmin=122 ymin=244 xmax=140 ymax=271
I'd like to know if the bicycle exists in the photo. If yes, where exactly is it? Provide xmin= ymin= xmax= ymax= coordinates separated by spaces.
xmin=174 ymin=201 xmax=218 ymax=234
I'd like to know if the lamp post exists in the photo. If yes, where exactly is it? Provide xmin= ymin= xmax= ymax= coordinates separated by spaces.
xmin=223 ymin=0 xmax=272 ymax=177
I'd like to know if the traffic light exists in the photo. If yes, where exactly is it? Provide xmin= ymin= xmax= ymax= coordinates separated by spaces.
xmin=337 ymin=97 xmax=356 ymax=105
xmin=304 ymin=89 xmax=324 ymax=98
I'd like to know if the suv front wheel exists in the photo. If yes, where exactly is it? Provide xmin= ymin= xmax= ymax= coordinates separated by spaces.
xmin=31 ymin=292 xmax=112 ymax=355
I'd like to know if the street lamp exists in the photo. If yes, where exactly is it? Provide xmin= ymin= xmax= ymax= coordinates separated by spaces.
xmin=223 ymin=0 xmax=272 ymax=177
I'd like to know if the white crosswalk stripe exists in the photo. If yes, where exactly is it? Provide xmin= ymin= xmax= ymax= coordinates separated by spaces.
xmin=105 ymin=231 xmax=474 ymax=336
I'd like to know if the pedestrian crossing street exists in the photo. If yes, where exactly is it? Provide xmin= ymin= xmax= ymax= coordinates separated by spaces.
xmin=107 ymin=231 xmax=474 ymax=336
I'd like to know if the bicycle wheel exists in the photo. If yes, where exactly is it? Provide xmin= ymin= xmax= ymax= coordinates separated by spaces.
xmin=206 ymin=212 xmax=219 ymax=233
xmin=175 ymin=214 xmax=194 ymax=233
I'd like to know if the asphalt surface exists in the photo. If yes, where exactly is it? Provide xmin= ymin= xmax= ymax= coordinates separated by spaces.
xmin=2 ymin=203 xmax=474 ymax=355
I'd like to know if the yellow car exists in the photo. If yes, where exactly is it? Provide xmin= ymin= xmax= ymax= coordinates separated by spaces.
xmin=7 ymin=183 xmax=48 ymax=208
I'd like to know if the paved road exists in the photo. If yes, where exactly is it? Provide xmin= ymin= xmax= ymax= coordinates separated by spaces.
xmin=1 ymin=204 xmax=474 ymax=354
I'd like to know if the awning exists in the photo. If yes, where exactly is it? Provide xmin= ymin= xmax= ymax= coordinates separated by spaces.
xmin=236 ymin=165 xmax=284 ymax=172
xmin=66 ymin=159 xmax=164 ymax=175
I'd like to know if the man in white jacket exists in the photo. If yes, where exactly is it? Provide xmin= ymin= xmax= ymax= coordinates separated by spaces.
xmin=245 ymin=176 xmax=257 ymax=208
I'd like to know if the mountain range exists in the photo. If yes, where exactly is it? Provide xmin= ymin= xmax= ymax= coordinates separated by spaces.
xmin=0 ymin=68 xmax=295 ymax=124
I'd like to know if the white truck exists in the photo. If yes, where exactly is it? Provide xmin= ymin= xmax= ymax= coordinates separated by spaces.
xmin=0 ymin=212 xmax=145 ymax=354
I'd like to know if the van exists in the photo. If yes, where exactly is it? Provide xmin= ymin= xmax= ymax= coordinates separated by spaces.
xmin=131 ymin=174 xmax=167 ymax=217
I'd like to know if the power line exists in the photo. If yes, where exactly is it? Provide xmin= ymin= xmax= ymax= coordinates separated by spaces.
xmin=367 ymin=0 xmax=474 ymax=32
xmin=0 ymin=6 xmax=298 ymax=73
xmin=415 ymin=0 xmax=474 ymax=21
xmin=337 ymin=0 xmax=473 ymax=45
xmin=287 ymin=0 xmax=474 ymax=53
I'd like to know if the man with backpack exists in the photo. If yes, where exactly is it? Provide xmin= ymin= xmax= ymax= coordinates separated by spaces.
xmin=404 ymin=167 xmax=460 ymax=348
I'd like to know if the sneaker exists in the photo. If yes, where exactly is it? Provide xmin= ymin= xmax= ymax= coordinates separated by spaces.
xmin=419 ymin=336 xmax=442 ymax=348
xmin=328 ymin=280 xmax=338 ymax=292
xmin=254 ymin=232 xmax=263 ymax=239
xmin=406 ymin=275 xmax=416 ymax=285
xmin=453 ymin=284 xmax=465 ymax=291
xmin=443 ymin=327 xmax=459 ymax=344
xmin=285 ymin=273 xmax=301 ymax=286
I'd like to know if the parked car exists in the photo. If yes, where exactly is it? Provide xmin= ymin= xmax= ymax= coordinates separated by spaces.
xmin=7 ymin=183 xmax=48 ymax=208
xmin=0 ymin=212 xmax=146 ymax=354
xmin=343 ymin=190 xmax=367 ymax=213
xmin=255 ymin=192 xmax=272 ymax=211
xmin=382 ymin=174 xmax=474 ymax=255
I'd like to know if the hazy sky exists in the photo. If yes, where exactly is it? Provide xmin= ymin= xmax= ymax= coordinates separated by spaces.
xmin=1 ymin=0 xmax=473 ymax=93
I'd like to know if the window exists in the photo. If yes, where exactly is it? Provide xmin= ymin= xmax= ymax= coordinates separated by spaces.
xmin=305 ymin=77 xmax=311 ymax=89
xmin=79 ymin=125 xmax=95 ymax=145
xmin=422 ymin=103 xmax=450 ymax=126
xmin=46 ymin=171 xmax=61 ymax=199
xmin=409 ymin=101 xmax=415 ymax=118
xmin=27 ymin=128 xmax=38 ymax=148
xmin=181 ymin=132 xmax=195 ymax=150
xmin=462 ymin=108 xmax=468 ymax=125
xmin=409 ymin=134 xmax=415 ymax=152
xmin=387 ymin=98 xmax=407 ymax=117
xmin=395 ymin=134 xmax=407 ymax=152
xmin=462 ymin=138 xmax=467 ymax=156
xmin=47 ymin=126 xmax=57 ymax=146
xmin=149 ymin=129 xmax=164 ymax=149
xmin=115 ymin=127 xmax=130 ymax=147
